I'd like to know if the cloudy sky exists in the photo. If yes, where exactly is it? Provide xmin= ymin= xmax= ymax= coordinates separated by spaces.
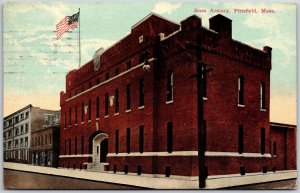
xmin=3 ymin=2 xmax=296 ymax=124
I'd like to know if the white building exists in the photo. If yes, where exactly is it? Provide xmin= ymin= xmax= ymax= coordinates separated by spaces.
xmin=3 ymin=105 xmax=59 ymax=164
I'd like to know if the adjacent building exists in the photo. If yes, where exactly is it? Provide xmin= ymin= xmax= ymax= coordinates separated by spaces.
xmin=3 ymin=104 xmax=59 ymax=164
xmin=30 ymin=113 xmax=60 ymax=167
xmin=58 ymin=13 xmax=296 ymax=182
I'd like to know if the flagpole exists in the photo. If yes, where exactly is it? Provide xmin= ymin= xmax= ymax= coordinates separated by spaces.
xmin=78 ymin=8 xmax=81 ymax=68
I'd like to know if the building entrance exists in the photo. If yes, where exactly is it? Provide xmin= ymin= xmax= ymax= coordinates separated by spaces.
xmin=92 ymin=133 xmax=108 ymax=166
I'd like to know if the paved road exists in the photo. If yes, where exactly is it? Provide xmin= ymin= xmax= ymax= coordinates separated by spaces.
xmin=4 ymin=169 xmax=297 ymax=190
xmin=4 ymin=169 xmax=141 ymax=190
xmin=227 ymin=179 xmax=297 ymax=190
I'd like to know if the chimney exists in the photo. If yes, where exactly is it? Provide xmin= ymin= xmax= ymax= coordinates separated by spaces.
xmin=181 ymin=15 xmax=202 ymax=32
xmin=209 ymin=14 xmax=232 ymax=39
xmin=263 ymin=46 xmax=272 ymax=55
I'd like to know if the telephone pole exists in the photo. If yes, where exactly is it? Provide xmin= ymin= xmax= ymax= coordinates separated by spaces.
xmin=186 ymin=36 xmax=212 ymax=189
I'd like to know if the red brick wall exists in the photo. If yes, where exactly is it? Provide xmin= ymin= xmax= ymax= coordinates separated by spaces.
xmin=57 ymin=14 xmax=295 ymax=178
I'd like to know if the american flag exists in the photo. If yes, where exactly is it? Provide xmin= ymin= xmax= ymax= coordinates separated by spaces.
xmin=56 ymin=12 xmax=79 ymax=40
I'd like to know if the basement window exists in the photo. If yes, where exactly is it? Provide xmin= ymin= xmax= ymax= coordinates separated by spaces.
xmin=165 ymin=166 xmax=171 ymax=177
xmin=240 ymin=166 xmax=245 ymax=175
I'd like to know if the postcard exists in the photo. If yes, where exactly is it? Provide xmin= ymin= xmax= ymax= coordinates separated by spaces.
xmin=3 ymin=2 xmax=297 ymax=189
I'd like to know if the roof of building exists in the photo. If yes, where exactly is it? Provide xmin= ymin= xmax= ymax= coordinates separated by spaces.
xmin=3 ymin=104 xmax=32 ymax=120
xmin=270 ymin=122 xmax=296 ymax=129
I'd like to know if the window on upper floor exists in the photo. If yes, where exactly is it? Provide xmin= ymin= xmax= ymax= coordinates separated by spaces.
xmin=115 ymin=67 xmax=119 ymax=76
xmin=105 ymin=72 xmax=109 ymax=80
xmin=25 ymin=111 xmax=29 ymax=118
xmin=15 ymin=116 xmax=19 ymax=123
xmin=127 ymin=60 xmax=131 ymax=70
xmin=15 ymin=140 xmax=19 ymax=148
xmin=81 ymin=102 xmax=84 ymax=122
xmin=202 ymin=66 xmax=207 ymax=98
xmin=69 ymin=108 xmax=72 ymax=126
xmin=75 ymin=105 xmax=78 ymax=124
xmin=25 ymin=137 xmax=28 ymax=147
xmin=115 ymin=89 xmax=119 ymax=114
xmin=88 ymin=82 xmax=92 ymax=89
xmin=25 ymin=124 xmax=28 ymax=133
xmin=20 ymin=138 xmax=24 ymax=147
xmin=238 ymin=76 xmax=244 ymax=105
xmin=8 ymin=130 xmax=12 ymax=138
xmin=20 ymin=125 xmax=24 ymax=134
xmin=64 ymin=112 xmax=66 ymax=128
xmin=96 ymin=96 xmax=100 ymax=118
xmin=88 ymin=99 xmax=92 ymax=120
xmin=167 ymin=71 xmax=174 ymax=102
xmin=139 ymin=78 xmax=144 ymax=107
xmin=105 ymin=93 xmax=109 ymax=116
xmin=126 ymin=84 xmax=131 ymax=110
xmin=20 ymin=114 xmax=24 ymax=120
xmin=260 ymin=82 xmax=266 ymax=110
xmin=96 ymin=77 xmax=100 ymax=85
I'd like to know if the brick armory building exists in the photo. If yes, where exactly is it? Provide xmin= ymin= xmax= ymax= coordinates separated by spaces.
xmin=59 ymin=13 xmax=296 ymax=179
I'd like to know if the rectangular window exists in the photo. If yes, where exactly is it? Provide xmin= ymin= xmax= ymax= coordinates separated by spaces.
xmin=167 ymin=122 xmax=173 ymax=153
xmin=75 ymin=137 xmax=78 ymax=155
xmin=69 ymin=108 xmax=72 ymax=125
xmin=105 ymin=72 xmax=109 ymax=80
xmin=25 ymin=124 xmax=28 ymax=133
xmin=64 ymin=112 xmax=66 ymax=128
xmin=137 ymin=165 xmax=142 ymax=175
xmin=74 ymin=105 xmax=77 ymax=124
xmin=105 ymin=93 xmax=109 ymax=116
xmin=81 ymin=102 xmax=84 ymax=122
xmin=139 ymin=78 xmax=144 ymax=107
xmin=238 ymin=125 xmax=244 ymax=154
xmin=124 ymin=165 xmax=128 ymax=174
xmin=25 ymin=137 xmax=28 ymax=147
xmin=261 ymin=128 xmax=265 ymax=155
xmin=202 ymin=66 xmax=207 ymax=97
xmin=88 ymin=82 xmax=92 ymax=89
xmin=273 ymin=141 xmax=277 ymax=156
xmin=260 ymin=82 xmax=266 ymax=109
xmin=115 ymin=67 xmax=119 ymax=76
xmin=126 ymin=128 xmax=131 ymax=154
xmin=115 ymin=89 xmax=119 ymax=113
xmin=49 ymin=134 xmax=52 ymax=144
xmin=167 ymin=71 xmax=174 ymax=101
xmin=96 ymin=96 xmax=100 ymax=118
xmin=127 ymin=61 xmax=131 ymax=70
xmin=126 ymin=84 xmax=131 ymax=110
xmin=96 ymin=78 xmax=100 ymax=84
xmin=81 ymin=136 xmax=84 ymax=154
xmin=64 ymin=140 xmax=67 ymax=155
xmin=139 ymin=125 xmax=144 ymax=153
xmin=69 ymin=138 xmax=71 ymax=155
xmin=45 ymin=134 xmax=47 ymax=145
xmin=238 ymin=76 xmax=244 ymax=105
xmin=115 ymin=130 xmax=119 ymax=154
xmin=88 ymin=99 xmax=91 ymax=120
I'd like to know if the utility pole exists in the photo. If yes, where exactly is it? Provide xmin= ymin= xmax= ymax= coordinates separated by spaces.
xmin=186 ymin=36 xmax=212 ymax=189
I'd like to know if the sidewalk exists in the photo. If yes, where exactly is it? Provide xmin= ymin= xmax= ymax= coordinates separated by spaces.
xmin=3 ymin=162 xmax=297 ymax=189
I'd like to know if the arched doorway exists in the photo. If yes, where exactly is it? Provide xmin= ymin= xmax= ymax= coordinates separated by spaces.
xmin=92 ymin=133 xmax=108 ymax=166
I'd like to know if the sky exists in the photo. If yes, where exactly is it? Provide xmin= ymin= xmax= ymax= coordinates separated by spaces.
xmin=3 ymin=2 xmax=297 ymax=124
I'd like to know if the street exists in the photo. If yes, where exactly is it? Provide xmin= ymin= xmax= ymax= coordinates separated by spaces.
xmin=4 ymin=169 xmax=296 ymax=190
xmin=4 ymin=169 xmax=141 ymax=190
